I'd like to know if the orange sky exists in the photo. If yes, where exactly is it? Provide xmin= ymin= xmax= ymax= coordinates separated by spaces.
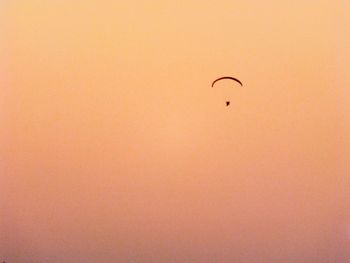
xmin=1 ymin=1 xmax=350 ymax=262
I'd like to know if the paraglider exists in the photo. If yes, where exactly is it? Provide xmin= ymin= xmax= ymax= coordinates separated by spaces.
xmin=211 ymin=76 xmax=243 ymax=88
xmin=212 ymin=76 xmax=243 ymax=106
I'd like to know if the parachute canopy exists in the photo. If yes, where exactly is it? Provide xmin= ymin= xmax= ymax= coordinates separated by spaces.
xmin=211 ymin=76 xmax=243 ymax=87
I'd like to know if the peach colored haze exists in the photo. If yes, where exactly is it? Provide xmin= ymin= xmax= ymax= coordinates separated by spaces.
xmin=1 ymin=1 xmax=350 ymax=262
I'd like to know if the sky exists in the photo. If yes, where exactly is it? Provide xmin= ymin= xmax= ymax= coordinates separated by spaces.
xmin=1 ymin=1 xmax=350 ymax=262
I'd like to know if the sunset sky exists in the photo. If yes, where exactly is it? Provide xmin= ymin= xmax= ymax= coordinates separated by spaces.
xmin=1 ymin=1 xmax=350 ymax=262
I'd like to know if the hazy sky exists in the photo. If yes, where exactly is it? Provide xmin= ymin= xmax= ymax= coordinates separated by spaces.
xmin=1 ymin=1 xmax=350 ymax=262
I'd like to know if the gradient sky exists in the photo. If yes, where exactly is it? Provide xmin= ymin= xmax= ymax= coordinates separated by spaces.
xmin=1 ymin=1 xmax=350 ymax=262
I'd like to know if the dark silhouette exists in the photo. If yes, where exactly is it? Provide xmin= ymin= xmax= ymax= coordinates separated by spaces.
xmin=211 ymin=76 xmax=243 ymax=87
xmin=212 ymin=76 xmax=242 ymax=106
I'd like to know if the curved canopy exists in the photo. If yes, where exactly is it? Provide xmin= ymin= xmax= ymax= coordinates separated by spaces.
xmin=211 ymin=76 xmax=243 ymax=87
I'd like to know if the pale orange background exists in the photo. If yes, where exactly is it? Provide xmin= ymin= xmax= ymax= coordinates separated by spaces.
xmin=1 ymin=1 xmax=350 ymax=262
